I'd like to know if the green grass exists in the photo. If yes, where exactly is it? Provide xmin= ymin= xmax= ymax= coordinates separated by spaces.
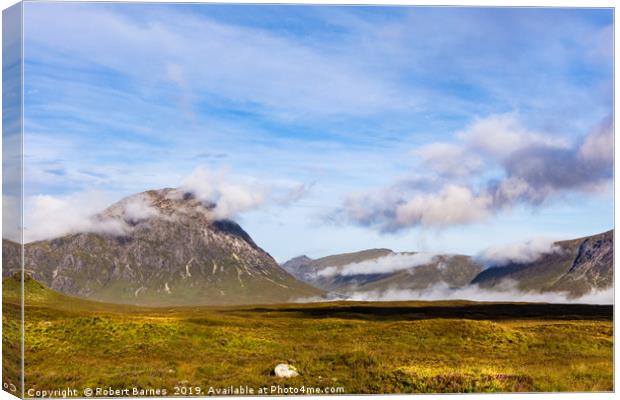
xmin=2 ymin=276 xmax=613 ymax=395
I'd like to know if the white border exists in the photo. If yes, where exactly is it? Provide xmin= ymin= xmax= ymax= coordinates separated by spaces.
xmin=0 ymin=1 xmax=616 ymax=400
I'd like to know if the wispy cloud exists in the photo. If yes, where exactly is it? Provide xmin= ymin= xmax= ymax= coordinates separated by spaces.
xmin=24 ymin=3 xmax=414 ymax=121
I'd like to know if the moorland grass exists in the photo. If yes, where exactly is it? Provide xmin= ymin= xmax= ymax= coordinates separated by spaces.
xmin=2 ymin=277 xmax=613 ymax=395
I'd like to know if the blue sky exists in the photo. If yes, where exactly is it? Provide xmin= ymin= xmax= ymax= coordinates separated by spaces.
xmin=21 ymin=3 xmax=613 ymax=261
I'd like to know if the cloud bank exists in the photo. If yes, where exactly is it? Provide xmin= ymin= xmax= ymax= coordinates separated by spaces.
xmin=317 ymin=252 xmax=437 ymax=277
xmin=24 ymin=191 xmax=129 ymax=242
xmin=300 ymin=281 xmax=613 ymax=305
xmin=343 ymin=282 xmax=613 ymax=305
xmin=336 ymin=113 xmax=613 ymax=232
xmin=475 ymin=238 xmax=562 ymax=267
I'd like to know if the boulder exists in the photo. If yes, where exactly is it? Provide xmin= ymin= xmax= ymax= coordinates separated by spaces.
xmin=273 ymin=364 xmax=299 ymax=378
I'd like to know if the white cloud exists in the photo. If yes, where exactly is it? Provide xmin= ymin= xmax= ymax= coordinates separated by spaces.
xmin=318 ymin=252 xmax=437 ymax=277
xmin=414 ymin=142 xmax=483 ymax=177
xmin=458 ymin=112 xmax=569 ymax=160
xmin=475 ymin=238 xmax=562 ymax=267
xmin=338 ymin=114 xmax=613 ymax=232
xmin=336 ymin=184 xmax=494 ymax=232
xmin=19 ymin=4 xmax=613 ymax=261
xmin=103 ymin=193 xmax=161 ymax=222
xmin=178 ymin=167 xmax=266 ymax=220
xmin=124 ymin=197 xmax=160 ymax=221
xmin=342 ymin=281 xmax=613 ymax=305
xmin=394 ymin=185 xmax=493 ymax=228
xmin=22 ymin=165 xmax=312 ymax=243
xmin=24 ymin=191 xmax=128 ymax=243
xmin=179 ymin=166 xmax=313 ymax=220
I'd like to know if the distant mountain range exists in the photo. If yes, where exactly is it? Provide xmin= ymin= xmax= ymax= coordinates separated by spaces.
xmin=282 ymin=249 xmax=482 ymax=293
xmin=282 ymin=230 xmax=613 ymax=299
xmin=2 ymin=188 xmax=322 ymax=306
xmin=472 ymin=230 xmax=613 ymax=297
xmin=1 ymin=186 xmax=613 ymax=305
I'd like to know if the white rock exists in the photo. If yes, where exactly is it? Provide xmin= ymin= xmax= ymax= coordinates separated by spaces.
xmin=274 ymin=363 xmax=299 ymax=378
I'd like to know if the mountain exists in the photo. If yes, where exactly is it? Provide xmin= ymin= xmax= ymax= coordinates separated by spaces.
xmin=282 ymin=249 xmax=393 ymax=291
xmin=282 ymin=230 xmax=613 ymax=298
xmin=280 ymin=255 xmax=316 ymax=281
xmin=12 ymin=188 xmax=323 ymax=306
xmin=472 ymin=230 xmax=613 ymax=297
xmin=2 ymin=239 xmax=21 ymax=277
xmin=282 ymin=249 xmax=483 ymax=293
xmin=5 ymin=190 xmax=612 ymax=306
xmin=357 ymin=254 xmax=483 ymax=292
xmin=281 ymin=249 xmax=394 ymax=289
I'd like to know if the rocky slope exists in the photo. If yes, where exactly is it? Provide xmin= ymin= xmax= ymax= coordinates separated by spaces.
xmin=14 ymin=188 xmax=323 ymax=306
xmin=2 ymin=239 xmax=21 ymax=277
xmin=472 ymin=230 xmax=613 ymax=297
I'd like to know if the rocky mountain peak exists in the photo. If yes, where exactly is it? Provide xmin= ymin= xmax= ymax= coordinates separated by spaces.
xmin=16 ymin=187 xmax=323 ymax=306
xmin=99 ymin=188 xmax=216 ymax=224
xmin=282 ymin=255 xmax=314 ymax=268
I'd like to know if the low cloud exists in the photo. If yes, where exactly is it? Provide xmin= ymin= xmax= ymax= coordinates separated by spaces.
xmin=123 ymin=196 xmax=160 ymax=221
xmin=318 ymin=252 xmax=437 ymax=277
xmin=24 ymin=191 xmax=129 ymax=243
xmin=178 ymin=167 xmax=311 ymax=220
xmin=24 ymin=166 xmax=312 ymax=242
xmin=300 ymin=281 xmax=612 ymax=305
xmin=24 ymin=191 xmax=167 ymax=243
xmin=337 ymin=113 xmax=613 ymax=232
xmin=103 ymin=193 xmax=162 ymax=224
xmin=475 ymin=238 xmax=562 ymax=267
xmin=179 ymin=167 xmax=266 ymax=220
xmin=344 ymin=282 xmax=613 ymax=305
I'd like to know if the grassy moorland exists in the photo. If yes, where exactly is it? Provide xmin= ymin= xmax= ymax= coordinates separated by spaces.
xmin=2 ymin=276 xmax=613 ymax=395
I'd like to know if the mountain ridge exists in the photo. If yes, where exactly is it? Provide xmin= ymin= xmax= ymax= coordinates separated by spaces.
xmin=3 ymin=186 xmax=612 ymax=304
xmin=282 ymin=230 xmax=613 ymax=298
xmin=472 ymin=230 xmax=613 ymax=297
